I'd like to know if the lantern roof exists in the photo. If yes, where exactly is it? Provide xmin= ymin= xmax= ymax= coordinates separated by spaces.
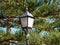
xmin=21 ymin=8 xmax=33 ymax=17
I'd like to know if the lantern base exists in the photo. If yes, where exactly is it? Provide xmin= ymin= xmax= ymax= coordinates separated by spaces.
xmin=22 ymin=27 xmax=32 ymax=29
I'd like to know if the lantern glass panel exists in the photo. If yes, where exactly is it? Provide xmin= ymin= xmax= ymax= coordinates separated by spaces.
xmin=28 ymin=17 xmax=34 ymax=28
xmin=21 ymin=17 xmax=27 ymax=27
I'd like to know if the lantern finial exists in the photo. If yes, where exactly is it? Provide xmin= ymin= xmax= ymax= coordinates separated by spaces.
xmin=26 ymin=8 xmax=28 ymax=11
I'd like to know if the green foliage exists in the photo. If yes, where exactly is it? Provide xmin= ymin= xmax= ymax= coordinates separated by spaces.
xmin=29 ymin=32 xmax=42 ymax=45
xmin=29 ymin=31 xmax=60 ymax=45
xmin=3 ymin=33 xmax=15 ymax=40
xmin=0 ymin=30 xmax=5 ymax=41
xmin=43 ymin=31 xmax=60 ymax=45
xmin=34 ymin=18 xmax=52 ymax=32
xmin=0 ymin=30 xmax=15 ymax=41
xmin=15 ymin=30 xmax=25 ymax=43
xmin=0 ymin=0 xmax=59 ymax=17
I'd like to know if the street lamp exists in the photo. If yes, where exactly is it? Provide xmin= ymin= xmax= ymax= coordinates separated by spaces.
xmin=20 ymin=8 xmax=34 ymax=45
